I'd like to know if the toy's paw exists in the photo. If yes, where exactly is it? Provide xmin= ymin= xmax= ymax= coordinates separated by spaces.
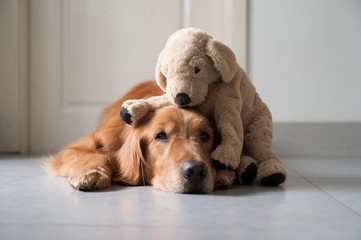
xmin=211 ymin=144 xmax=240 ymax=170
xmin=212 ymin=159 xmax=230 ymax=169
xmin=257 ymin=159 xmax=287 ymax=186
xmin=235 ymin=155 xmax=257 ymax=185
xmin=214 ymin=169 xmax=235 ymax=189
xmin=120 ymin=99 xmax=152 ymax=126
xmin=120 ymin=106 xmax=132 ymax=125
xmin=68 ymin=167 xmax=111 ymax=191
xmin=261 ymin=173 xmax=285 ymax=186
xmin=239 ymin=163 xmax=257 ymax=185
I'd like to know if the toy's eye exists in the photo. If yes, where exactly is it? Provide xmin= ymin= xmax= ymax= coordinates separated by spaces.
xmin=194 ymin=66 xmax=200 ymax=74
xmin=200 ymin=132 xmax=210 ymax=142
xmin=155 ymin=132 xmax=169 ymax=142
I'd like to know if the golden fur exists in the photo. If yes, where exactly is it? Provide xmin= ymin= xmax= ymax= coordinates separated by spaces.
xmin=47 ymin=81 xmax=233 ymax=193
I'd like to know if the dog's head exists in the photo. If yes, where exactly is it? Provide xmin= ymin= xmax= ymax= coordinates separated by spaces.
xmin=155 ymin=28 xmax=238 ymax=107
xmin=115 ymin=106 xmax=216 ymax=193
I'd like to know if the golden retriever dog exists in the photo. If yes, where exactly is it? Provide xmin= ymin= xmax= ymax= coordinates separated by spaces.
xmin=47 ymin=81 xmax=234 ymax=193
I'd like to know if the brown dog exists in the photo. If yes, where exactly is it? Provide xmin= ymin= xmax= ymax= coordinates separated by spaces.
xmin=47 ymin=81 xmax=234 ymax=193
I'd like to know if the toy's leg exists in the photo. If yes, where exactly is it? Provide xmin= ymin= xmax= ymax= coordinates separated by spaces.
xmin=244 ymin=109 xmax=287 ymax=186
xmin=121 ymin=94 xmax=170 ymax=126
xmin=235 ymin=155 xmax=257 ymax=185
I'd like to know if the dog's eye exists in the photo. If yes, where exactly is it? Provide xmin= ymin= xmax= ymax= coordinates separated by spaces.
xmin=155 ymin=132 xmax=169 ymax=141
xmin=200 ymin=132 xmax=210 ymax=142
xmin=194 ymin=66 xmax=200 ymax=74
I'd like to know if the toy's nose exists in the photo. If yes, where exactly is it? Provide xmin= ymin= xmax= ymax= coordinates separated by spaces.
xmin=176 ymin=93 xmax=191 ymax=106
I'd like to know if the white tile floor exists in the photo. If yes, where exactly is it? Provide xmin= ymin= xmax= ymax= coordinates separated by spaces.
xmin=0 ymin=156 xmax=360 ymax=240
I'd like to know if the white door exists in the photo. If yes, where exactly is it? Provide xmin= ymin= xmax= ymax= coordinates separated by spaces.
xmin=27 ymin=0 xmax=247 ymax=153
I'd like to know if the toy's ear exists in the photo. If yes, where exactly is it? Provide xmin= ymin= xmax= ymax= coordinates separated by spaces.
xmin=205 ymin=39 xmax=237 ymax=83
xmin=155 ymin=49 xmax=167 ymax=91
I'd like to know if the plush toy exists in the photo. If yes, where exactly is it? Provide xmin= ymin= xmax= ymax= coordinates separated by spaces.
xmin=120 ymin=28 xmax=286 ymax=186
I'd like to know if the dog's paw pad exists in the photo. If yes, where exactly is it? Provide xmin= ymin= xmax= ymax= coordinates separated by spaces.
xmin=261 ymin=173 xmax=285 ymax=186
xmin=241 ymin=163 xmax=257 ymax=185
xmin=120 ymin=107 xmax=132 ymax=125
xmin=78 ymin=185 xmax=90 ymax=192
xmin=215 ymin=170 xmax=235 ymax=189
xmin=68 ymin=169 xmax=110 ymax=191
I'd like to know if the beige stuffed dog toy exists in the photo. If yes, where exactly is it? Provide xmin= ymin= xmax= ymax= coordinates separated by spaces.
xmin=120 ymin=28 xmax=286 ymax=186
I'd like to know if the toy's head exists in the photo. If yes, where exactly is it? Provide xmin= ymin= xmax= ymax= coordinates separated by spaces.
xmin=156 ymin=28 xmax=238 ymax=107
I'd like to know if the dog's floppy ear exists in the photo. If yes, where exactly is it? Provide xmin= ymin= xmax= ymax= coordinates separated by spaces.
xmin=205 ymin=39 xmax=237 ymax=83
xmin=155 ymin=49 xmax=167 ymax=91
xmin=112 ymin=131 xmax=148 ymax=186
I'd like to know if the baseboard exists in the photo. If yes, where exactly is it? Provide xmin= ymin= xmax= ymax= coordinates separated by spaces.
xmin=273 ymin=122 xmax=361 ymax=158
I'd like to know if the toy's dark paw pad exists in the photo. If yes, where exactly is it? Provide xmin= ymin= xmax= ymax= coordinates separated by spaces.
xmin=241 ymin=163 xmax=257 ymax=185
xmin=120 ymin=107 xmax=132 ymax=125
xmin=261 ymin=173 xmax=285 ymax=186
xmin=212 ymin=159 xmax=232 ymax=170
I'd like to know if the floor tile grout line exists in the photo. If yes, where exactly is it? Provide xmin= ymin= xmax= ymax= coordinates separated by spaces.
xmin=284 ymin=164 xmax=361 ymax=219
xmin=0 ymin=222 xmax=223 ymax=230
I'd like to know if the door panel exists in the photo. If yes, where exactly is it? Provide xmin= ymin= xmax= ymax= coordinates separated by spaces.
xmin=63 ymin=0 xmax=183 ymax=105
xmin=30 ymin=0 xmax=183 ymax=152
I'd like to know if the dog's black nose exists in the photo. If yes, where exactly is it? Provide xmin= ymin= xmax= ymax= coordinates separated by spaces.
xmin=181 ymin=161 xmax=208 ymax=183
xmin=176 ymin=93 xmax=191 ymax=106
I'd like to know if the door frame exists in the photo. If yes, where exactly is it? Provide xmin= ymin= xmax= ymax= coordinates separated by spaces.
xmin=0 ymin=0 xmax=29 ymax=154
xmin=19 ymin=0 xmax=29 ymax=154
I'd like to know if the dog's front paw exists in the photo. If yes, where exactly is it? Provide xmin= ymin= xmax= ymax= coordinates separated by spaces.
xmin=211 ymin=144 xmax=240 ymax=170
xmin=214 ymin=169 xmax=235 ymax=189
xmin=120 ymin=99 xmax=152 ymax=126
xmin=68 ymin=168 xmax=111 ymax=191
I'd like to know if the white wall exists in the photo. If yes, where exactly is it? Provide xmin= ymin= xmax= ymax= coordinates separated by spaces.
xmin=249 ymin=0 xmax=361 ymax=122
